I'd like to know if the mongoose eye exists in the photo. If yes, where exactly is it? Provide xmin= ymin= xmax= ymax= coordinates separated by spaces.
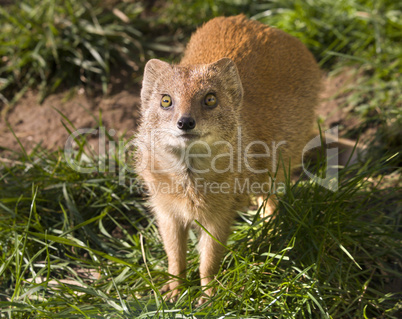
xmin=204 ymin=93 xmax=217 ymax=108
xmin=160 ymin=95 xmax=172 ymax=108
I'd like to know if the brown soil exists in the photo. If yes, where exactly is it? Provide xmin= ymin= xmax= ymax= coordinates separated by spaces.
xmin=0 ymin=68 xmax=361 ymax=156
xmin=316 ymin=68 xmax=361 ymax=131
xmin=0 ymin=86 xmax=141 ymax=155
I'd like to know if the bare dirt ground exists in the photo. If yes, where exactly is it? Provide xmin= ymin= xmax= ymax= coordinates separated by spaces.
xmin=0 ymin=89 xmax=141 ymax=153
xmin=0 ymin=68 xmax=360 ymax=155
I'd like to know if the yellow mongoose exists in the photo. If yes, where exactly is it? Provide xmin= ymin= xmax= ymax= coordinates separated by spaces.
xmin=135 ymin=15 xmax=321 ymax=300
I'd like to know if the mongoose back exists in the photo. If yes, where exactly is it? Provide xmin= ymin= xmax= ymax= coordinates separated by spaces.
xmin=135 ymin=15 xmax=321 ymax=301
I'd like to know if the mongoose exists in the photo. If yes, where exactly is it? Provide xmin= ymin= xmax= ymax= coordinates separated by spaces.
xmin=134 ymin=14 xmax=321 ymax=300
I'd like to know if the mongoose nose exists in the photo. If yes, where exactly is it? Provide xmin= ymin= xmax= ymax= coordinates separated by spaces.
xmin=177 ymin=117 xmax=196 ymax=130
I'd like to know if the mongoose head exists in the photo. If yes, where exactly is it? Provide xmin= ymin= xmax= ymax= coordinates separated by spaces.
xmin=140 ymin=58 xmax=243 ymax=150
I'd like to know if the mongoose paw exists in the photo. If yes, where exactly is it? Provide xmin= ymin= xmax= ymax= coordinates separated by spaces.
xmin=197 ymin=294 xmax=209 ymax=306
xmin=197 ymin=286 xmax=214 ymax=306
xmin=161 ymin=283 xmax=181 ymax=302
xmin=257 ymin=196 xmax=276 ymax=219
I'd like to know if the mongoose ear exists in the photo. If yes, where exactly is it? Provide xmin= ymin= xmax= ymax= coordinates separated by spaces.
xmin=141 ymin=59 xmax=171 ymax=104
xmin=209 ymin=58 xmax=244 ymax=105
xmin=209 ymin=57 xmax=235 ymax=70
xmin=143 ymin=59 xmax=171 ymax=85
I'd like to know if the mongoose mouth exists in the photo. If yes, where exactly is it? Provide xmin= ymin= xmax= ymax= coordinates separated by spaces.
xmin=178 ymin=133 xmax=201 ymax=140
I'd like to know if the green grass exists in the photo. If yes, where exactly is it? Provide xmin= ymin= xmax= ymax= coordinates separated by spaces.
xmin=1 ymin=0 xmax=401 ymax=317
xmin=0 ymin=0 xmax=181 ymax=115
xmin=0 ymin=131 xmax=400 ymax=317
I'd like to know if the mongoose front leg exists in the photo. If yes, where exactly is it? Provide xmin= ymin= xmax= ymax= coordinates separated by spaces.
xmin=197 ymin=219 xmax=232 ymax=300
xmin=156 ymin=214 xmax=189 ymax=300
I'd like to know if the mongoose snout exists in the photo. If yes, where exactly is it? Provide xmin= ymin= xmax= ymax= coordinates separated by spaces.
xmin=177 ymin=116 xmax=196 ymax=130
